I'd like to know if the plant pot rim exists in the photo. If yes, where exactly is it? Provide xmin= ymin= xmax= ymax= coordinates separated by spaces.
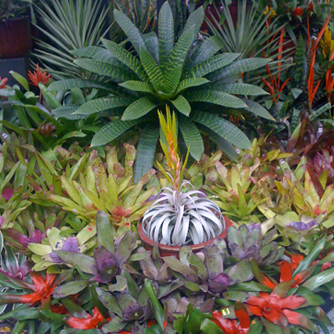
xmin=0 ymin=15 xmax=30 ymax=23
xmin=138 ymin=216 xmax=232 ymax=255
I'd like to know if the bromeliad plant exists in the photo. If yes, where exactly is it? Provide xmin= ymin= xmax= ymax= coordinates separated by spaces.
xmin=142 ymin=108 xmax=225 ymax=246
xmin=49 ymin=1 xmax=273 ymax=181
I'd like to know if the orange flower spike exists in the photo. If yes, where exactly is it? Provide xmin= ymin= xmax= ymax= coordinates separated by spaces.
xmin=0 ymin=77 xmax=8 ymax=89
xmin=64 ymin=306 xmax=106 ymax=330
xmin=27 ymin=64 xmax=52 ymax=87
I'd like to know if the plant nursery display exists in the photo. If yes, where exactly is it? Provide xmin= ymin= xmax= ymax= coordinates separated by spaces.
xmin=1 ymin=0 xmax=334 ymax=333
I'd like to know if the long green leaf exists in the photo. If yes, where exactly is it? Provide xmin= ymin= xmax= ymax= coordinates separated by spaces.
xmin=134 ymin=123 xmax=159 ymax=183
xmin=171 ymin=95 xmax=191 ymax=116
xmin=91 ymin=119 xmax=139 ymax=147
xmin=185 ymin=90 xmax=248 ymax=109
xmin=164 ymin=26 xmax=196 ymax=94
xmin=74 ymin=59 xmax=135 ymax=81
xmin=74 ymin=97 xmax=135 ymax=115
xmin=119 ymin=80 xmax=154 ymax=93
xmin=139 ymin=47 xmax=165 ymax=93
xmin=113 ymin=9 xmax=146 ymax=54
xmin=48 ymin=79 xmax=114 ymax=92
xmin=209 ymin=58 xmax=271 ymax=83
xmin=122 ymin=97 xmax=158 ymax=120
xmin=52 ymin=105 xmax=86 ymax=120
xmin=217 ymin=83 xmax=268 ymax=96
xmin=102 ymin=38 xmax=146 ymax=80
xmin=188 ymin=36 xmax=222 ymax=67
xmin=176 ymin=78 xmax=210 ymax=94
xmin=179 ymin=116 xmax=204 ymax=161
xmin=240 ymin=98 xmax=275 ymax=120
xmin=185 ymin=53 xmax=240 ymax=79
xmin=158 ymin=2 xmax=174 ymax=70
xmin=192 ymin=111 xmax=251 ymax=149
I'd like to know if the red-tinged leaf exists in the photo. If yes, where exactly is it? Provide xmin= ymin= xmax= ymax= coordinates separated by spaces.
xmin=251 ymin=259 xmax=276 ymax=289
xmin=315 ymin=14 xmax=332 ymax=47
xmin=282 ymin=309 xmax=319 ymax=332
xmin=262 ymin=78 xmax=275 ymax=95
xmin=279 ymin=262 xmax=293 ymax=283
xmin=246 ymin=295 xmax=267 ymax=309
xmin=277 ymin=27 xmax=285 ymax=84
xmin=234 ymin=302 xmax=250 ymax=329
xmin=264 ymin=308 xmax=288 ymax=327
xmin=277 ymin=295 xmax=307 ymax=309
xmin=211 ymin=311 xmax=237 ymax=333
xmin=247 ymin=304 xmax=263 ymax=317
xmin=279 ymin=78 xmax=290 ymax=93
xmin=64 ymin=306 xmax=105 ymax=330
xmin=271 ymin=281 xmax=297 ymax=298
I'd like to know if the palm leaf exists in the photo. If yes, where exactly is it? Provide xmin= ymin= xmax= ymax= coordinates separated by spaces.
xmin=134 ymin=123 xmax=159 ymax=183
xmin=122 ymin=97 xmax=158 ymax=120
xmin=72 ymin=46 xmax=116 ymax=63
xmin=191 ymin=111 xmax=251 ymax=149
xmin=185 ymin=90 xmax=248 ymax=108
xmin=91 ymin=119 xmax=139 ymax=147
xmin=73 ymin=97 xmax=136 ymax=115
xmin=178 ymin=116 xmax=204 ymax=161
xmin=170 ymin=95 xmax=191 ymax=116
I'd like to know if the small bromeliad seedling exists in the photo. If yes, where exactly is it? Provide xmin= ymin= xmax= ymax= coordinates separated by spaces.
xmin=142 ymin=107 xmax=225 ymax=246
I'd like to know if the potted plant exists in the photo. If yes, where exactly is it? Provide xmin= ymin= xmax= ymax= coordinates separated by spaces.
xmin=138 ymin=107 xmax=232 ymax=257
xmin=0 ymin=0 xmax=32 ymax=58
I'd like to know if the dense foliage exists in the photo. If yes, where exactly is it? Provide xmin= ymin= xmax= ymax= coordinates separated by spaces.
xmin=1 ymin=0 xmax=334 ymax=333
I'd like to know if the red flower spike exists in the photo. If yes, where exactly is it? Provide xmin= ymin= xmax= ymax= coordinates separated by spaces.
xmin=234 ymin=302 xmax=251 ymax=329
xmin=294 ymin=7 xmax=303 ymax=16
xmin=64 ymin=306 xmax=107 ymax=330
xmin=27 ymin=64 xmax=52 ymax=87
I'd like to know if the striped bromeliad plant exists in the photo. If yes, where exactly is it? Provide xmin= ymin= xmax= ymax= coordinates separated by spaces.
xmin=48 ymin=2 xmax=273 ymax=182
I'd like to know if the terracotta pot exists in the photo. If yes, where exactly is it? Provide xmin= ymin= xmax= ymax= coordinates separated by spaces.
xmin=138 ymin=216 xmax=233 ymax=258
xmin=0 ymin=16 xmax=32 ymax=59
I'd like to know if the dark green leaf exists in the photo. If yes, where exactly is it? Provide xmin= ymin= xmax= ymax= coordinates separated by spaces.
xmin=122 ymin=97 xmax=158 ymax=120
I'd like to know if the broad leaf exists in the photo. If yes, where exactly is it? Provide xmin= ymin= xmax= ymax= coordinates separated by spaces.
xmin=217 ymin=83 xmax=268 ymax=96
xmin=74 ymin=59 xmax=135 ymax=81
xmin=134 ymin=123 xmax=159 ymax=183
xmin=179 ymin=116 xmax=204 ymax=161
xmin=140 ymin=47 xmax=165 ymax=93
xmin=185 ymin=90 xmax=248 ymax=109
xmin=73 ymin=97 xmax=135 ymax=115
xmin=119 ymin=80 xmax=154 ymax=93
xmin=185 ymin=53 xmax=240 ymax=79
xmin=113 ymin=9 xmax=146 ymax=54
xmin=91 ymin=119 xmax=139 ymax=147
xmin=48 ymin=79 xmax=114 ymax=92
xmin=52 ymin=105 xmax=86 ymax=120
xmin=171 ymin=95 xmax=191 ymax=116
xmin=122 ymin=97 xmax=158 ymax=120
xmin=176 ymin=77 xmax=210 ymax=94
xmin=158 ymin=2 xmax=174 ymax=70
xmin=240 ymin=98 xmax=275 ymax=120
xmin=102 ymin=39 xmax=146 ymax=80
xmin=189 ymin=36 xmax=222 ymax=67
xmin=192 ymin=111 xmax=251 ymax=149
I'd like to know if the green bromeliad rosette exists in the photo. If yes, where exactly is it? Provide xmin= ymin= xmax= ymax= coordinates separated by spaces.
xmin=142 ymin=107 xmax=225 ymax=246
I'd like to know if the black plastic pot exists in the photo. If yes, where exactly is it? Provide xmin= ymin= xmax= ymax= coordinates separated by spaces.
xmin=0 ymin=16 xmax=32 ymax=59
